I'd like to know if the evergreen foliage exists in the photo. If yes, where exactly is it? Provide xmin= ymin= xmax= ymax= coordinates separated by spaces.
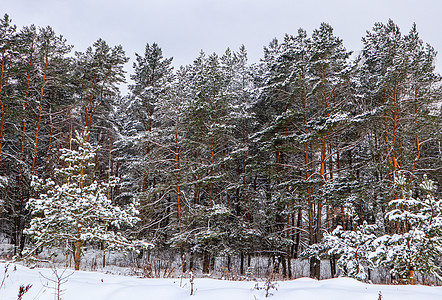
xmin=0 ymin=14 xmax=440 ymax=282
xmin=25 ymin=131 xmax=144 ymax=269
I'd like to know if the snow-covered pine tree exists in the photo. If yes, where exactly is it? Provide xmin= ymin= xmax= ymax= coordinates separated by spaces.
xmin=31 ymin=26 xmax=73 ymax=175
xmin=0 ymin=13 xmax=20 ymax=252
xmin=123 ymin=42 xmax=176 ymax=249
xmin=369 ymin=172 xmax=442 ymax=284
xmin=301 ymin=23 xmax=353 ymax=279
xmin=251 ymin=25 xmax=354 ymax=278
xmin=219 ymin=45 xmax=258 ymax=274
xmin=167 ymin=47 xmax=258 ymax=275
xmin=250 ymin=32 xmax=308 ymax=278
xmin=129 ymin=42 xmax=174 ymax=134
xmin=322 ymin=222 xmax=377 ymax=281
xmin=25 ymin=131 xmax=144 ymax=270
xmin=184 ymin=51 xmax=232 ymax=208
xmin=0 ymin=14 xmax=16 ymax=168
xmin=354 ymin=20 xmax=442 ymax=226
xmin=74 ymin=39 xmax=128 ymax=141
xmin=174 ymin=51 xmax=237 ymax=274
xmin=1 ymin=21 xmax=75 ymax=255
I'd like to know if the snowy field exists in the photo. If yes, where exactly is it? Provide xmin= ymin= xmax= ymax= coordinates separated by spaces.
xmin=1 ymin=263 xmax=442 ymax=300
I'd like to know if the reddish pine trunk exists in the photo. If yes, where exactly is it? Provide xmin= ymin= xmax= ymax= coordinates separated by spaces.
xmin=391 ymin=75 xmax=398 ymax=180
xmin=32 ymin=56 xmax=48 ymax=175
xmin=47 ymin=105 xmax=53 ymax=155
xmin=85 ymin=69 xmax=111 ymax=141
xmin=317 ymin=136 xmax=327 ymax=243
xmin=74 ymin=224 xmax=82 ymax=271
xmin=21 ymin=43 xmax=34 ymax=159
xmin=411 ymin=89 xmax=420 ymax=177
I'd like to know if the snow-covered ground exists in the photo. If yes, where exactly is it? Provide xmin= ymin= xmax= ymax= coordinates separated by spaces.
xmin=1 ymin=262 xmax=441 ymax=300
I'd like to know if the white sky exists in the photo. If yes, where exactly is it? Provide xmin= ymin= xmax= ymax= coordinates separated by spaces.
xmin=3 ymin=0 xmax=442 ymax=90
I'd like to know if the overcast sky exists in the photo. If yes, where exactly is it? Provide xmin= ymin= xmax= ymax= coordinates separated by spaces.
xmin=3 ymin=0 xmax=442 ymax=87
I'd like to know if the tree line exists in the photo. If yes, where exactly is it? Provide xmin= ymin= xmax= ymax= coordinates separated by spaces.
xmin=0 ymin=14 xmax=440 ymax=283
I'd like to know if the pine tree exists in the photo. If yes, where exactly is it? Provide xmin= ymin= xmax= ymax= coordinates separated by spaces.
xmin=74 ymin=39 xmax=128 ymax=139
xmin=0 ymin=14 xmax=16 ymax=168
xmin=355 ymin=20 xmax=442 ymax=234
xmin=322 ymin=222 xmax=377 ymax=281
xmin=121 ymin=43 xmax=176 ymax=248
xmin=250 ymin=34 xmax=301 ymax=278
xmin=25 ymin=131 xmax=143 ymax=270
xmin=0 ymin=21 xmax=74 ymax=255
xmin=369 ymin=173 xmax=442 ymax=284
xmin=0 ymin=13 xmax=18 ymax=251
xmin=129 ymin=43 xmax=174 ymax=133
xmin=30 ymin=26 xmax=73 ymax=175
xmin=255 ymin=24 xmax=353 ymax=279
xmin=219 ymin=45 xmax=257 ymax=274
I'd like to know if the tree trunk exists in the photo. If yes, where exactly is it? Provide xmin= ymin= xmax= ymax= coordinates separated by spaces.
xmin=209 ymin=136 xmax=215 ymax=205
xmin=202 ymin=250 xmax=210 ymax=274
xmin=180 ymin=247 xmax=186 ymax=273
xmin=0 ymin=102 xmax=6 ymax=168
xmin=240 ymin=251 xmax=244 ymax=275
xmin=102 ymin=248 xmax=106 ymax=268
xmin=330 ymin=255 xmax=337 ymax=277
xmin=310 ymin=256 xmax=320 ymax=280
xmin=74 ymin=240 xmax=81 ymax=271
xmin=286 ymin=255 xmax=292 ymax=279
xmin=294 ymin=208 xmax=302 ymax=258
xmin=74 ymin=225 xmax=82 ymax=271
xmin=189 ymin=251 xmax=194 ymax=271
xmin=32 ymin=55 xmax=48 ymax=175
xmin=281 ymin=255 xmax=287 ymax=278
xmin=0 ymin=49 xmax=8 ymax=167
xmin=175 ymin=123 xmax=181 ymax=220
xmin=392 ymin=74 xmax=399 ymax=180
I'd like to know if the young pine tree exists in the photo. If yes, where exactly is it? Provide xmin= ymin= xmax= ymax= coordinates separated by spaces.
xmin=25 ymin=131 xmax=143 ymax=270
